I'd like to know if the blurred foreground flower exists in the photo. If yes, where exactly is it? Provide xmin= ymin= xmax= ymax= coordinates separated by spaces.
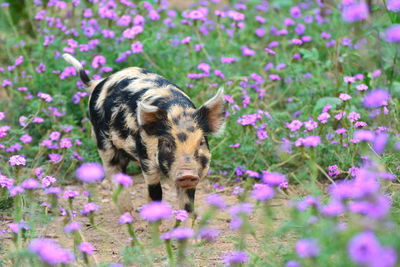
xmin=140 ymin=202 xmax=172 ymax=222
xmin=29 ymin=238 xmax=74 ymax=265
xmin=223 ymin=251 xmax=249 ymax=266
xmin=76 ymin=162 xmax=105 ymax=183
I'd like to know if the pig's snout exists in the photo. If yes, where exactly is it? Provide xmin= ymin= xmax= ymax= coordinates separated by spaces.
xmin=176 ymin=170 xmax=199 ymax=188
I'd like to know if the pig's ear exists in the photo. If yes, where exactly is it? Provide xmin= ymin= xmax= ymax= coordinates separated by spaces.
xmin=137 ymin=102 xmax=159 ymax=126
xmin=195 ymin=88 xmax=226 ymax=136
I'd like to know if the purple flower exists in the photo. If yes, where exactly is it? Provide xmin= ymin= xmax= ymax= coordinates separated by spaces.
xmin=78 ymin=242 xmax=94 ymax=255
xmin=118 ymin=212 xmax=133 ymax=224
xmin=221 ymin=57 xmax=236 ymax=64
xmin=342 ymin=3 xmax=368 ymax=22
xmin=297 ymin=196 xmax=320 ymax=211
xmin=64 ymin=221 xmax=81 ymax=233
xmin=60 ymin=137 xmax=72 ymax=148
xmin=317 ymin=112 xmax=330 ymax=124
xmin=113 ymin=173 xmax=132 ymax=187
xmin=64 ymin=190 xmax=79 ymax=199
xmin=188 ymin=9 xmax=205 ymax=20
xmin=354 ymin=130 xmax=375 ymax=142
xmin=10 ymin=186 xmax=24 ymax=196
xmin=262 ymin=172 xmax=287 ymax=186
xmin=0 ymin=175 xmax=13 ymax=189
xmin=29 ymin=238 xmax=75 ymax=265
xmin=373 ymin=133 xmax=388 ymax=154
xmin=388 ymin=0 xmax=400 ymax=11
xmin=206 ymin=194 xmax=227 ymax=210
xmin=170 ymin=227 xmax=194 ymax=240
xmin=363 ymin=89 xmax=390 ymax=108
xmin=45 ymin=187 xmax=61 ymax=195
xmin=197 ymin=226 xmax=219 ymax=242
xmin=9 ymin=155 xmax=26 ymax=166
xmin=339 ymin=93 xmax=351 ymax=101
xmin=348 ymin=232 xmax=381 ymax=265
xmin=81 ymin=203 xmax=99 ymax=215
xmin=20 ymin=134 xmax=32 ymax=143
xmin=304 ymin=119 xmax=318 ymax=131
xmin=348 ymin=196 xmax=391 ymax=219
xmin=173 ymin=209 xmax=188 ymax=222
xmin=320 ymin=200 xmax=345 ymax=217
xmin=296 ymin=238 xmax=320 ymax=258
xmin=286 ymin=120 xmax=303 ymax=132
xmin=160 ymin=233 xmax=172 ymax=240
xmin=92 ymin=56 xmax=106 ymax=69
xmin=356 ymin=84 xmax=368 ymax=91
xmin=222 ymin=251 xmax=249 ymax=266
xmin=344 ymin=76 xmax=356 ymax=83
xmin=131 ymin=41 xmax=143 ymax=53
xmin=386 ymin=24 xmax=400 ymax=43
xmin=48 ymin=153 xmax=62 ymax=163
xmin=37 ymin=92 xmax=52 ymax=102
xmin=241 ymin=46 xmax=255 ymax=56
xmin=140 ymin=202 xmax=172 ymax=222
xmin=76 ymin=162 xmax=104 ymax=183
xmin=302 ymin=136 xmax=321 ymax=147
xmin=230 ymin=202 xmax=253 ymax=217
xmin=290 ymin=6 xmax=301 ymax=18
xmin=251 ymin=183 xmax=275 ymax=201
xmin=286 ymin=260 xmax=302 ymax=267
xmin=21 ymin=178 xmax=39 ymax=189
xmin=9 ymin=223 xmax=19 ymax=234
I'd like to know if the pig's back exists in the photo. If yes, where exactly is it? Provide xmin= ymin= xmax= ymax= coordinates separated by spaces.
xmin=88 ymin=67 xmax=195 ymax=153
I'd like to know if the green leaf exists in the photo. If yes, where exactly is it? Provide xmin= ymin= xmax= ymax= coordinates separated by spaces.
xmin=299 ymin=48 xmax=319 ymax=61
xmin=313 ymin=97 xmax=342 ymax=115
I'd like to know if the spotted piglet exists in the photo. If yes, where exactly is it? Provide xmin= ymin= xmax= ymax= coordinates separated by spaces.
xmin=63 ymin=54 xmax=226 ymax=214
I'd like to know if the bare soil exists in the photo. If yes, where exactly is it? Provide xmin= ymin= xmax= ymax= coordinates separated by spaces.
xmin=1 ymin=175 xmax=298 ymax=266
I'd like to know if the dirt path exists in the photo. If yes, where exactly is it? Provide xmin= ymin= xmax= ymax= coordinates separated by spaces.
xmin=1 ymin=175 xmax=294 ymax=266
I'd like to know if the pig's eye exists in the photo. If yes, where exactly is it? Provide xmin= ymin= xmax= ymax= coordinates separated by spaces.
xmin=161 ymin=140 xmax=174 ymax=153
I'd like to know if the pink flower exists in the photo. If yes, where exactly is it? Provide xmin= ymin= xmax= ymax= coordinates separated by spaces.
xmin=48 ymin=153 xmax=62 ymax=163
xmin=264 ymin=48 xmax=276 ymax=55
xmin=131 ymin=41 xmax=143 ymax=53
xmin=9 ymin=155 xmax=26 ymax=166
xmin=20 ymin=134 xmax=32 ymax=144
xmin=339 ymin=93 xmax=351 ymax=101
xmin=181 ymin=36 xmax=191 ymax=44
xmin=356 ymin=84 xmax=368 ymax=91
xmin=344 ymin=76 xmax=355 ymax=83
xmin=317 ymin=112 xmax=330 ymax=124
xmin=76 ymin=162 xmax=105 ymax=183
xmin=304 ymin=119 xmax=318 ymax=131
xmin=113 ymin=173 xmax=132 ymax=187
xmin=241 ymin=46 xmax=255 ymax=56
xmin=92 ymin=56 xmax=106 ymax=69
xmin=286 ymin=120 xmax=303 ymax=132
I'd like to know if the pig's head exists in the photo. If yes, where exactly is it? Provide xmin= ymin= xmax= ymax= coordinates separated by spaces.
xmin=137 ymin=88 xmax=226 ymax=189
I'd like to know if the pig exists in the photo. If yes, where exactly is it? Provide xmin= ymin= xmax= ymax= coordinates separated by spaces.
xmin=63 ymin=53 xmax=226 ymax=214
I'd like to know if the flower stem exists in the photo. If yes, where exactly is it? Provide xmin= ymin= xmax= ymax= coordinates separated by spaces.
xmin=164 ymin=239 xmax=176 ymax=267
xmin=127 ymin=223 xmax=142 ymax=247
xmin=112 ymin=184 xmax=122 ymax=204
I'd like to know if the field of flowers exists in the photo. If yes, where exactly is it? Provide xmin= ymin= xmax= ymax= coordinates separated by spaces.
xmin=0 ymin=0 xmax=400 ymax=266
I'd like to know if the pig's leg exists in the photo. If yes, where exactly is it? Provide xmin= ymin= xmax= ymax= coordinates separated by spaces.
xmin=177 ymin=187 xmax=196 ymax=213
xmin=142 ymin=167 xmax=162 ymax=202
xmin=99 ymin=147 xmax=133 ymax=212
xmin=98 ymin=147 xmax=129 ymax=182
xmin=176 ymin=187 xmax=196 ymax=229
